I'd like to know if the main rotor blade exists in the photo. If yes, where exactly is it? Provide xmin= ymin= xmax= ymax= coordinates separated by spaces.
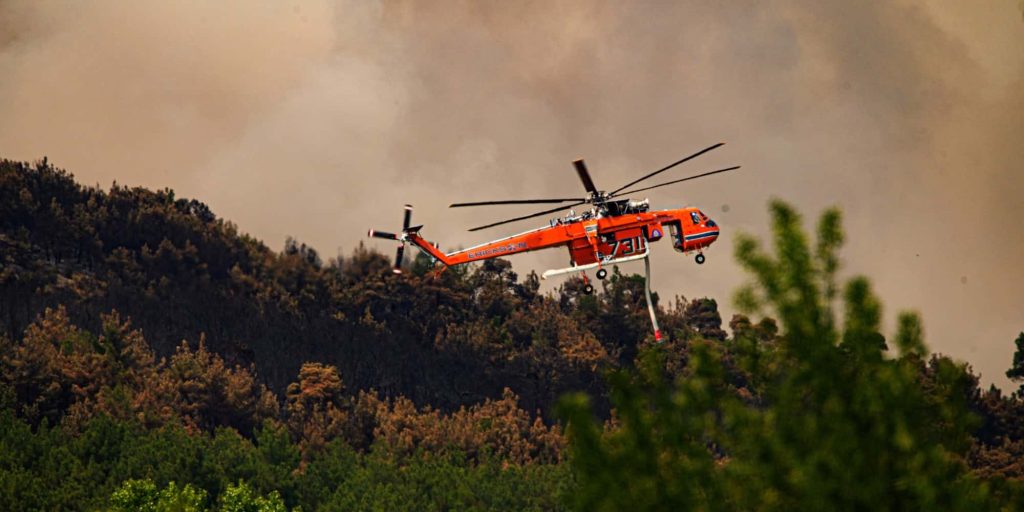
xmin=573 ymin=159 xmax=599 ymax=195
xmin=609 ymin=142 xmax=725 ymax=196
xmin=468 ymin=201 xmax=587 ymax=232
xmin=613 ymin=166 xmax=741 ymax=196
xmin=450 ymin=198 xmax=584 ymax=208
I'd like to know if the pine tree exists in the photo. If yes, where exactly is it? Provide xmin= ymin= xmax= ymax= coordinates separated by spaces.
xmin=1005 ymin=332 xmax=1024 ymax=390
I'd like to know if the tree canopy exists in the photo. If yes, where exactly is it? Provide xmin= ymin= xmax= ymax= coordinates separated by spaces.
xmin=2 ymin=160 xmax=1023 ymax=510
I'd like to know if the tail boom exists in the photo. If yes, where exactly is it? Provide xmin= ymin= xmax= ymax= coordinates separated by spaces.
xmin=405 ymin=232 xmax=453 ymax=266
xmin=408 ymin=224 xmax=570 ymax=267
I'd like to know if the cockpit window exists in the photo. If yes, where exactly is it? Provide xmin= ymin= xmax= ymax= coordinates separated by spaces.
xmin=690 ymin=212 xmax=701 ymax=225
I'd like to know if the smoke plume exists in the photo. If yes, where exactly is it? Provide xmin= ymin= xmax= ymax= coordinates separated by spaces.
xmin=1 ymin=0 xmax=1021 ymax=387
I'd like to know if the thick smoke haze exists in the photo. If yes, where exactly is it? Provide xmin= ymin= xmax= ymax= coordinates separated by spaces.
xmin=1 ymin=1 xmax=1021 ymax=387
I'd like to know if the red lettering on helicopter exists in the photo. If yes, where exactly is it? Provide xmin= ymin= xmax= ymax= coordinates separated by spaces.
xmin=467 ymin=241 xmax=528 ymax=259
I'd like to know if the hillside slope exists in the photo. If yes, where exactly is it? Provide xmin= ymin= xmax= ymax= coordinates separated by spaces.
xmin=0 ymin=159 xmax=730 ymax=415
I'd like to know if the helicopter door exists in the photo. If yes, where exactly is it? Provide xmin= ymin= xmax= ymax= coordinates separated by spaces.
xmin=665 ymin=222 xmax=685 ymax=252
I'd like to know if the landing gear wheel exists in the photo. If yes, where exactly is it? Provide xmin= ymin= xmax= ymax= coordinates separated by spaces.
xmin=583 ymin=284 xmax=595 ymax=295
xmin=596 ymin=268 xmax=608 ymax=280
xmin=695 ymin=253 xmax=706 ymax=265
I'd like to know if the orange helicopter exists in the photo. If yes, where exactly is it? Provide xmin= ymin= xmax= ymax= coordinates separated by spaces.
xmin=369 ymin=142 xmax=740 ymax=341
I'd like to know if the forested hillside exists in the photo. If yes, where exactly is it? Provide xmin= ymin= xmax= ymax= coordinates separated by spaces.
xmin=3 ymin=159 xmax=1024 ymax=510
xmin=2 ymin=158 xmax=704 ymax=415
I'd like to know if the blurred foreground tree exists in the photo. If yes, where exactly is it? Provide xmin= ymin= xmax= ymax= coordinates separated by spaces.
xmin=559 ymin=200 xmax=1021 ymax=511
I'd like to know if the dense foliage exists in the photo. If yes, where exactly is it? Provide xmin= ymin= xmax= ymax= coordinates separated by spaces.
xmin=2 ymin=160 xmax=1024 ymax=510
xmin=1 ymin=159 xmax=715 ymax=417
xmin=559 ymin=201 xmax=1024 ymax=510
xmin=0 ymin=409 xmax=568 ymax=511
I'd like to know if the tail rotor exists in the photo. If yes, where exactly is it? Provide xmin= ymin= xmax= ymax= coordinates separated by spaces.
xmin=368 ymin=204 xmax=415 ymax=274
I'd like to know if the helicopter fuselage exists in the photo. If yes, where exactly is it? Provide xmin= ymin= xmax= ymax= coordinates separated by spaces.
xmin=370 ymin=142 xmax=736 ymax=280
xmin=405 ymin=205 xmax=720 ymax=272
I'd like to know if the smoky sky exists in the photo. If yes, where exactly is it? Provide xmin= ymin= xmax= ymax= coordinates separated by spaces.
xmin=1 ymin=1 xmax=1021 ymax=387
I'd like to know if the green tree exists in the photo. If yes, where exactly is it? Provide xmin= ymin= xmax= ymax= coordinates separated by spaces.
xmin=559 ymin=200 xmax=1009 ymax=511
xmin=219 ymin=481 xmax=286 ymax=512
xmin=109 ymin=479 xmax=207 ymax=512
xmin=109 ymin=479 xmax=161 ymax=512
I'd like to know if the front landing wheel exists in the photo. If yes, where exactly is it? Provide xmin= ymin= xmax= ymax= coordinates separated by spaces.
xmin=695 ymin=253 xmax=706 ymax=265
xmin=596 ymin=268 xmax=608 ymax=280
xmin=583 ymin=284 xmax=595 ymax=295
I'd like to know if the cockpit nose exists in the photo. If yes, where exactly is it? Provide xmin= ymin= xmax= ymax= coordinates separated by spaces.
xmin=706 ymin=219 xmax=720 ymax=241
